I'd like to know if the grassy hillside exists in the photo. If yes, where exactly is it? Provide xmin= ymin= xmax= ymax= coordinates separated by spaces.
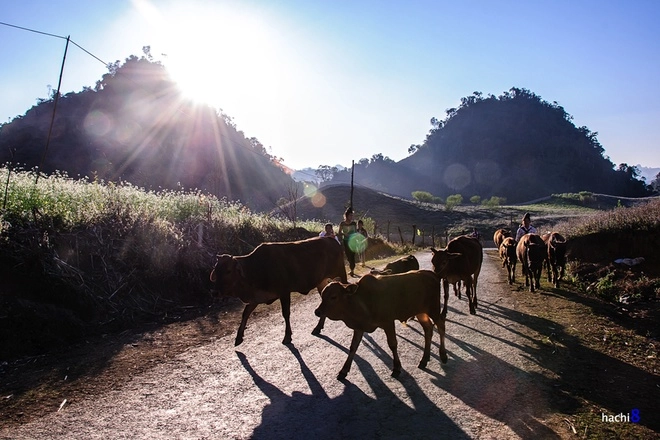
xmin=296 ymin=184 xmax=598 ymax=245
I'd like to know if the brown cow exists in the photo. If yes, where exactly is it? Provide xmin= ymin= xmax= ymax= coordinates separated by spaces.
xmin=493 ymin=228 xmax=511 ymax=249
xmin=431 ymin=235 xmax=483 ymax=315
xmin=542 ymin=232 xmax=567 ymax=288
xmin=209 ymin=236 xmax=346 ymax=346
xmin=370 ymin=254 xmax=419 ymax=275
xmin=314 ymin=270 xmax=447 ymax=379
xmin=516 ymin=233 xmax=546 ymax=292
xmin=499 ymin=236 xmax=517 ymax=284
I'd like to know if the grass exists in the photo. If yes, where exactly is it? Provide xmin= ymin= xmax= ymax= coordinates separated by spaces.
xmin=0 ymin=167 xmax=333 ymax=358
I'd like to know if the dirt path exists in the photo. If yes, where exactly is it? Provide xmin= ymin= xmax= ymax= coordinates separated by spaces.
xmin=1 ymin=250 xmax=657 ymax=439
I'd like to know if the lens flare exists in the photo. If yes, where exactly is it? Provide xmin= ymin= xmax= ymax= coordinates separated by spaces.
xmin=84 ymin=110 xmax=113 ymax=138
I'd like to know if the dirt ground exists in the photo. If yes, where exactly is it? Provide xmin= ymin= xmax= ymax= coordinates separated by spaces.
xmin=1 ymin=250 xmax=658 ymax=439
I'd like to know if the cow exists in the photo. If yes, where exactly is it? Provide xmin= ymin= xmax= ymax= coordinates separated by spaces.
xmin=209 ymin=236 xmax=347 ymax=346
xmin=499 ymin=236 xmax=517 ymax=285
xmin=493 ymin=228 xmax=511 ymax=249
xmin=370 ymin=254 xmax=419 ymax=275
xmin=516 ymin=233 xmax=546 ymax=292
xmin=314 ymin=270 xmax=447 ymax=380
xmin=542 ymin=232 xmax=567 ymax=288
xmin=431 ymin=235 xmax=483 ymax=315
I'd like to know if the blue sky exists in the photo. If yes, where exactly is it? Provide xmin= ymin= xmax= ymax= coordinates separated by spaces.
xmin=2 ymin=0 xmax=659 ymax=171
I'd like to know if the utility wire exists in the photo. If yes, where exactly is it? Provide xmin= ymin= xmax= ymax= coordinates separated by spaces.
xmin=0 ymin=20 xmax=67 ymax=40
xmin=0 ymin=21 xmax=108 ymax=66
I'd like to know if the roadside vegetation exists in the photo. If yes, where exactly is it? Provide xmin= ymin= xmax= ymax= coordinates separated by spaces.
xmin=0 ymin=167 xmax=326 ymax=359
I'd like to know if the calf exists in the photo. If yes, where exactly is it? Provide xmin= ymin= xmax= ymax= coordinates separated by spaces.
xmin=499 ymin=236 xmax=517 ymax=284
xmin=493 ymin=228 xmax=511 ymax=249
xmin=210 ymin=236 xmax=346 ymax=346
xmin=516 ymin=233 xmax=546 ymax=292
xmin=431 ymin=235 xmax=483 ymax=315
xmin=543 ymin=232 xmax=567 ymax=288
xmin=314 ymin=270 xmax=447 ymax=379
xmin=370 ymin=254 xmax=419 ymax=275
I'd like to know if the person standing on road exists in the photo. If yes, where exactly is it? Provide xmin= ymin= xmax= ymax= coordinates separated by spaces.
xmin=515 ymin=212 xmax=538 ymax=241
xmin=338 ymin=207 xmax=358 ymax=277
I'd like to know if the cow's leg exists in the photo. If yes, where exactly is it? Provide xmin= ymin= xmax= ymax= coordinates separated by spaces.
xmin=511 ymin=261 xmax=516 ymax=283
xmin=311 ymin=316 xmax=326 ymax=336
xmin=454 ymin=280 xmax=462 ymax=299
xmin=338 ymin=330 xmax=364 ymax=380
xmin=280 ymin=292 xmax=293 ymax=345
xmin=466 ymin=278 xmax=476 ymax=315
xmin=235 ymin=303 xmax=258 ymax=346
xmin=434 ymin=314 xmax=448 ymax=363
xmin=473 ymin=275 xmax=479 ymax=311
xmin=382 ymin=321 xmax=401 ymax=377
xmin=416 ymin=314 xmax=433 ymax=369
xmin=441 ymin=279 xmax=450 ymax=317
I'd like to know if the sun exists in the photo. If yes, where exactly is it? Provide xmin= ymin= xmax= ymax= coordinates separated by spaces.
xmin=135 ymin=1 xmax=286 ymax=112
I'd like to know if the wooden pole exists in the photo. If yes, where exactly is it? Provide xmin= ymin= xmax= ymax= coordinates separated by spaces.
xmin=36 ymin=35 xmax=70 ymax=184
xmin=350 ymin=160 xmax=354 ymax=209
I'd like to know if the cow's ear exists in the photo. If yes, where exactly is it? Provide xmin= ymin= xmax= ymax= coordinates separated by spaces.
xmin=347 ymin=284 xmax=360 ymax=295
xmin=430 ymin=248 xmax=438 ymax=254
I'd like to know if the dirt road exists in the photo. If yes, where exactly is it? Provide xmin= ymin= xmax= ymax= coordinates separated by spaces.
xmin=2 ymin=251 xmax=568 ymax=439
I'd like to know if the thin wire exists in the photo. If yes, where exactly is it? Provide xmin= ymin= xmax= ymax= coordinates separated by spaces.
xmin=70 ymin=39 xmax=108 ymax=66
xmin=0 ymin=21 xmax=108 ymax=66
xmin=0 ymin=20 xmax=67 ymax=40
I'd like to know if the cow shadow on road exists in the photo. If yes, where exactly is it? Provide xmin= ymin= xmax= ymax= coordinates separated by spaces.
xmin=237 ymin=346 xmax=470 ymax=439
xmin=431 ymin=335 xmax=563 ymax=439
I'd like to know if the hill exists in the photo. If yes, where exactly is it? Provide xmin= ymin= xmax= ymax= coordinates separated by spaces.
xmin=327 ymin=88 xmax=651 ymax=203
xmin=0 ymin=54 xmax=297 ymax=212
xmin=295 ymin=183 xmax=597 ymax=244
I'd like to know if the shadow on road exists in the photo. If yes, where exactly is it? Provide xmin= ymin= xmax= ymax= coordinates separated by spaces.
xmin=483 ymin=301 xmax=660 ymax=433
xmin=237 ymin=347 xmax=470 ymax=439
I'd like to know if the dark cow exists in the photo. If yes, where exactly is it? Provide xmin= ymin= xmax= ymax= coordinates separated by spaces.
xmin=209 ymin=236 xmax=346 ymax=346
xmin=493 ymin=228 xmax=511 ymax=249
xmin=370 ymin=254 xmax=419 ymax=275
xmin=431 ymin=235 xmax=483 ymax=315
xmin=499 ymin=236 xmax=517 ymax=285
xmin=314 ymin=270 xmax=447 ymax=379
xmin=542 ymin=232 xmax=567 ymax=288
xmin=516 ymin=233 xmax=546 ymax=292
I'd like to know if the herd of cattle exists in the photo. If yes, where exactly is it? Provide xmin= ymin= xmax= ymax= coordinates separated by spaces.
xmin=209 ymin=228 xmax=566 ymax=379
xmin=494 ymin=228 xmax=567 ymax=292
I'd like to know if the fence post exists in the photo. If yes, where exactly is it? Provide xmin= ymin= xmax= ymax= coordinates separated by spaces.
xmin=397 ymin=226 xmax=404 ymax=245
xmin=412 ymin=224 xmax=416 ymax=246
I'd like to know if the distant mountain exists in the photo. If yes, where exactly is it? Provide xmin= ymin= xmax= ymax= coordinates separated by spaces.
xmin=0 ymin=55 xmax=297 ymax=211
xmin=326 ymin=88 xmax=651 ymax=203
xmin=292 ymin=165 xmax=347 ymax=184
xmin=637 ymin=166 xmax=660 ymax=183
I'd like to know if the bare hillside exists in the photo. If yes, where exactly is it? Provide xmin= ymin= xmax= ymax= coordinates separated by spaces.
xmin=296 ymin=184 xmax=590 ymax=243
